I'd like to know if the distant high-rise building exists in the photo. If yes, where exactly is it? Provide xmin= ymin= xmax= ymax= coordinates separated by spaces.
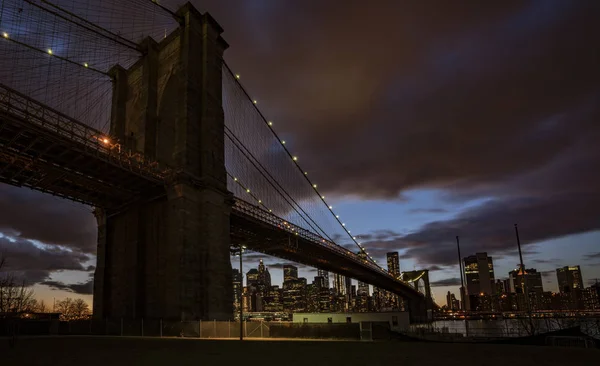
xmin=446 ymin=291 xmax=459 ymax=311
xmin=582 ymin=284 xmax=600 ymax=311
xmin=508 ymin=267 xmax=543 ymax=295
xmin=556 ymin=266 xmax=584 ymax=293
xmin=283 ymin=277 xmax=307 ymax=312
xmin=256 ymin=259 xmax=271 ymax=296
xmin=246 ymin=268 xmax=259 ymax=288
xmin=463 ymin=252 xmax=496 ymax=296
xmin=312 ymin=276 xmax=331 ymax=312
xmin=263 ymin=285 xmax=283 ymax=312
xmin=333 ymin=273 xmax=346 ymax=296
xmin=357 ymin=281 xmax=369 ymax=296
xmin=356 ymin=250 xmax=370 ymax=304
xmin=283 ymin=265 xmax=298 ymax=283
xmin=242 ymin=287 xmax=251 ymax=313
xmin=317 ymin=269 xmax=330 ymax=289
xmin=345 ymin=277 xmax=352 ymax=298
xmin=232 ymin=268 xmax=242 ymax=312
xmin=463 ymin=252 xmax=495 ymax=311
xmin=495 ymin=279 xmax=507 ymax=295
xmin=387 ymin=252 xmax=401 ymax=279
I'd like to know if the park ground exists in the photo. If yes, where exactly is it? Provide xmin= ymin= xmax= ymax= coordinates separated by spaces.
xmin=0 ymin=336 xmax=597 ymax=365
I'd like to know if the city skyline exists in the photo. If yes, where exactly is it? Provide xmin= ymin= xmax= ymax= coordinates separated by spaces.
xmin=0 ymin=0 xmax=599 ymax=311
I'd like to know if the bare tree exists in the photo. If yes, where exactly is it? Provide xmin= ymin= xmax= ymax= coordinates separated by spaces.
xmin=56 ymin=297 xmax=91 ymax=320
xmin=36 ymin=299 xmax=48 ymax=313
xmin=0 ymin=254 xmax=36 ymax=314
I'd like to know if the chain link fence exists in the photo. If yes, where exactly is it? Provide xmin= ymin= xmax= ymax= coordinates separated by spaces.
xmin=2 ymin=318 xmax=369 ymax=339
xmin=2 ymin=319 xmax=272 ymax=339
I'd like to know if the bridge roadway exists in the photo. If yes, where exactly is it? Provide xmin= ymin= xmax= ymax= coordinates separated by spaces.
xmin=0 ymin=83 xmax=428 ymax=318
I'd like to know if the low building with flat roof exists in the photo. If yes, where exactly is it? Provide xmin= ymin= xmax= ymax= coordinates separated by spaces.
xmin=291 ymin=311 xmax=409 ymax=331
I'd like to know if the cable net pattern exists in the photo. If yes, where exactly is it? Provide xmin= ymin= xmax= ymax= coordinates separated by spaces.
xmin=0 ymin=0 xmax=177 ymax=132
xmin=0 ymin=0 xmax=382 ymax=269
xmin=223 ymin=67 xmax=355 ymax=249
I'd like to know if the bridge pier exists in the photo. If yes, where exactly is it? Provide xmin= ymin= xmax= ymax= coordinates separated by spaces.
xmin=93 ymin=4 xmax=233 ymax=321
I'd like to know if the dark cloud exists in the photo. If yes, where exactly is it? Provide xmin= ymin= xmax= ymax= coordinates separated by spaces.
xmin=198 ymin=0 xmax=600 ymax=200
xmin=541 ymin=270 xmax=556 ymax=277
xmin=431 ymin=278 xmax=462 ymax=287
xmin=0 ymin=186 xmax=96 ymax=253
xmin=212 ymin=0 xmax=600 ymax=269
xmin=410 ymin=208 xmax=449 ymax=214
xmin=532 ymin=258 xmax=560 ymax=264
xmin=428 ymin=265 xmax=445 ymax=272
xmin=42 ymin=279 xmax=94 ymax=295
xmin=0 ymin=235 xmax=89 ymax=286
xmin=396 ymin=188 xmax=600 ymax=267
xmin=0 ymin=236 xmax=88 ymax=272
xmin=584 ymin=252 xmax=600 ymax=260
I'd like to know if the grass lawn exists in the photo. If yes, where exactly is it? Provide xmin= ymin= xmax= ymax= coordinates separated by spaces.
xmin=0 ymin=336 xmax=597 ymax=365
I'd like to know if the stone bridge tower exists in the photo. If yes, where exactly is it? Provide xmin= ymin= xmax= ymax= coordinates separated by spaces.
xmin=93 ymin=3 xmax=233 ymax=321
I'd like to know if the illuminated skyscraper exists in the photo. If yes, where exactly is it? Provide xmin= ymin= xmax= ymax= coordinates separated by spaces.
xmin=232 ymin=268 xmax=242 ymax=312
xmin=283 ymin=264 xmax=298 ymax=282
xmin=386 ymin=252 xmax=401 ymax=279
xmin=257 ymin=259 xmax=271 ymax=296
xmin=283 ymin=277 xmax=307 ymax=312
xmin=246 ymin=268 xmax=259 ymax=287
xmin=263 ymin=285 xmax=283 ymax=312
xmin=317 ymin=269 xmax=330 ymax=289
xmin=556 ymin=266 xmax=584 ymax=293
xmin=463 ymin=252 xmax=496 ymax=311
xmin=463 ymin=252 xmax=495 ymax=295
xmin=333 ymin=273 xmax=346 ymax=296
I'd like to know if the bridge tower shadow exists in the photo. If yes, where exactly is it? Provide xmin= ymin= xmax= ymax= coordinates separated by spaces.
xmin=93 ymin=3 xmax=233 ymax=321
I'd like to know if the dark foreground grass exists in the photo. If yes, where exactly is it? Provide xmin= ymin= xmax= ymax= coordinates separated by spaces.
xmin=0 ymin=336 xmax=597 ymax=366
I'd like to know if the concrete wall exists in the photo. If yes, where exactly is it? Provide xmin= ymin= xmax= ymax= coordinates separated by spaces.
xmin=94 ymin=4 xmax=233 ymax=321
xmin=291 ymin=312 xmax=410 ymax=331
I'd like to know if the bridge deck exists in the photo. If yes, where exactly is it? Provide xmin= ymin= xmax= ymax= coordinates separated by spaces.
xmin=0 ymin=83 xmax=167 ymax=208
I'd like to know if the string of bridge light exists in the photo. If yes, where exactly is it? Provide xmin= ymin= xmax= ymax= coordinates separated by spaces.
xmin=228 ymin=172 xmax=386 ymax=272
xmin=230 ymin=70 xmax=386 ymax=272
xmin=227 ymin=172 xmax=301 ymax=236
xmin=0 ymin=31 xmax=108 ymax=76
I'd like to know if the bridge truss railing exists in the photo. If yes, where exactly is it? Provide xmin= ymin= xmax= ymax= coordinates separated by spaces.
xmin=0 ymin=83 xmax=169 ymax=182
xmin=233 ymin=198 xmax=391 ymax=277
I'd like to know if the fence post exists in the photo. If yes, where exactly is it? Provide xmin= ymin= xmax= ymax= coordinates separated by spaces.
xmin=105 ymin=318 xmax=108 ymax=335
xmin=121 ymin=318 xmax=123 ymax=336
xmin=89 ymin=319 xmax=92 ymax=334
xmin=141 ymin=318 xmax=144 ymax=337
xmin=244 ymin=320 xmax=247 ymax=338
xmin=260 ymin=320 xmax=263 ymax=338
xmin=214 ymin=319 xmax=217 ymax=338
xmin=160 ymin=319 xmax=163 ymax=338
xmin=228 ymin=320 xmax=231 ymax=338
xmin=199 ymin=320 xmax=202 ymax=338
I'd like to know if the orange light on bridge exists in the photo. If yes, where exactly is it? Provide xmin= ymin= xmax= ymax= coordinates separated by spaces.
xmin=2 ymin=32 xmax=8 ymax=39
xmin=102 ymin=138 xmax=110 ymax=144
